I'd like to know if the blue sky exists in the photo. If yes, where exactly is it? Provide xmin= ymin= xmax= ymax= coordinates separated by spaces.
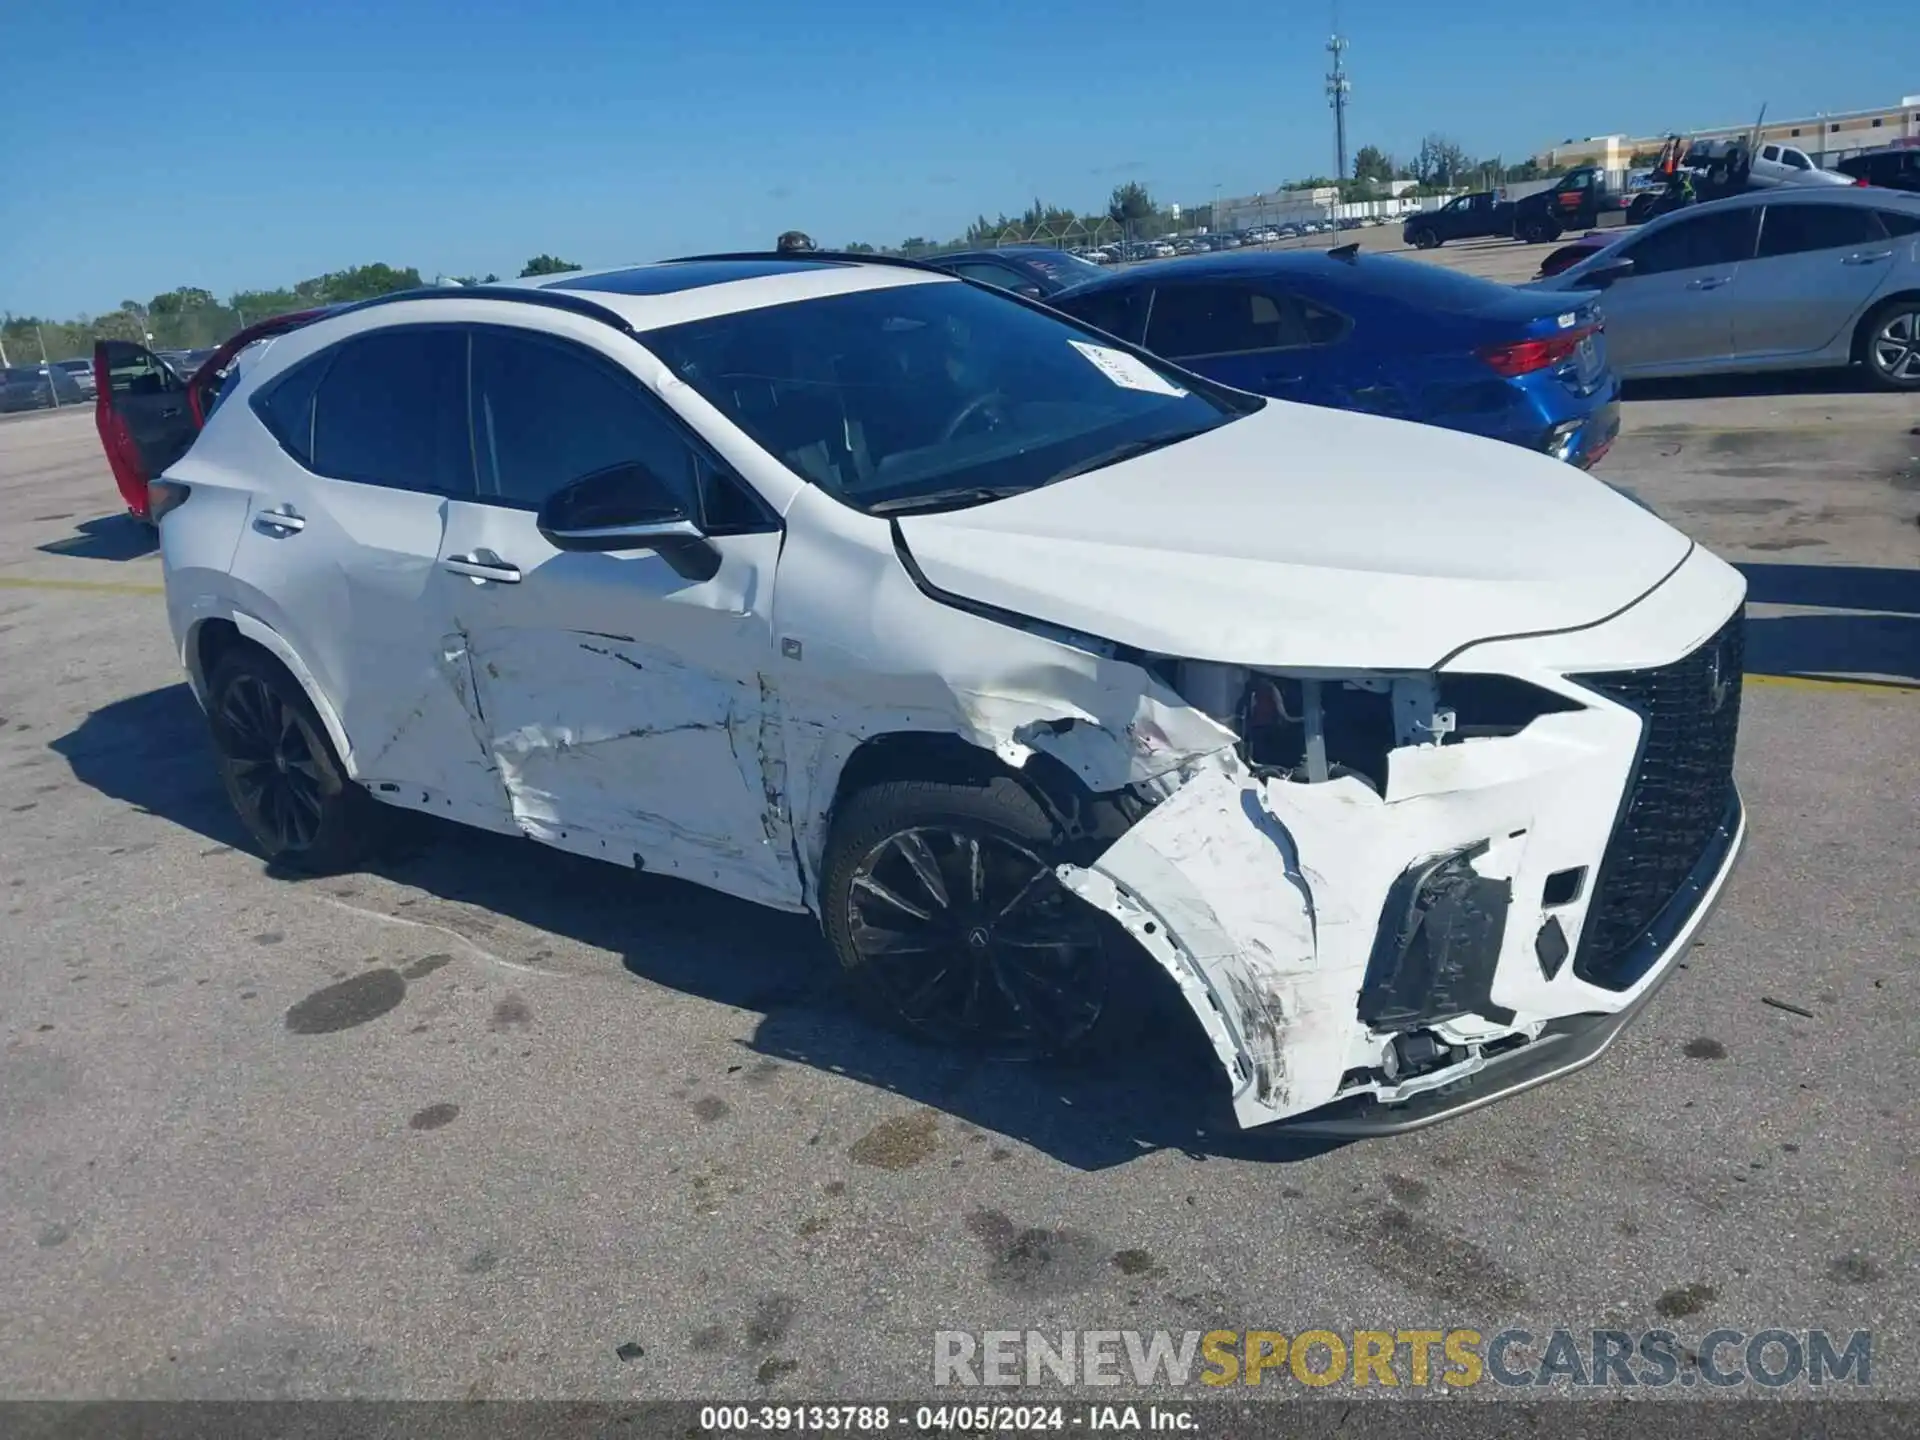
xmin=1 ymin=1 xmax=1910 ymax=316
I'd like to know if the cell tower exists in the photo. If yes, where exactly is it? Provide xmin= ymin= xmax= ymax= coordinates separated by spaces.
xmin=1326 ymin=25 xmax=1351 ymax=183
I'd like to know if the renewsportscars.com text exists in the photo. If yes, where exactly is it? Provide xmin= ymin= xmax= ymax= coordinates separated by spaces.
xmin=933 ymin=1328 xmax=1872 ymax=1390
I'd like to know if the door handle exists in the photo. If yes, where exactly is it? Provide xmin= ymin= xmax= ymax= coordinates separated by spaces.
xmin=442 ymin=551 xmax=522 ymax=585
xmin=253 ymin=505 xmax=305 ymax=535
xmin=1841 ymin=251 xmax=1893 ymax=266
xmin=1685 ymin=276 xmax=1730 ymax=290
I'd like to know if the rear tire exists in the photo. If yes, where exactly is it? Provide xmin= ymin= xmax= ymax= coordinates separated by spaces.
xmin=1858 ymin=297 xmax=1920 ymax=391
xmin=1409 ymin=228 xmax=1440 ymax=250
xmin=206 ymin=646 xmax=372 ymax=872
xmin=820 ymin=776 xmax=1145 ymax=1060
xmin=1521 ymin=218 xmax=1561 ymax=244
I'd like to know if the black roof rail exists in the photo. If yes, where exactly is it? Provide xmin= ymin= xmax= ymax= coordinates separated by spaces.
xmin=321 ymin=283 xmax=638 ymax=334
xmin=663 ymin=249 xmax=956 ymax=276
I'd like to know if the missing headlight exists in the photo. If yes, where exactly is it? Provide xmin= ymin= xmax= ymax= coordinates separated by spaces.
xmin=1239 ymin=676 xmax=1396 ymax=789
xmin=1438 ymin=674 xmax=1585 ymax=738
xmin=1232 ymin=672 xmax=1585 ymax=789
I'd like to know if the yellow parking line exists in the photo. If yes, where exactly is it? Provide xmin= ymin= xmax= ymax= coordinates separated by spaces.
xmin=0 ymin=575 xmax=164 ymax=596
xmin=1746 ymin=672 xmax=1920 ymax=698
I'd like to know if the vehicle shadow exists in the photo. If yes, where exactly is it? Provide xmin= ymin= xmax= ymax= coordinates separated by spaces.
xmin=35 ymin=512 xmax=157 ymax=563
xmin=1739 ymin=561 xmax=1920 ymax=684
xmin=1624 ymin=369 xmax=1871 ymax=401
xmin=50 ymin=683 xmax=1341 ymax=1172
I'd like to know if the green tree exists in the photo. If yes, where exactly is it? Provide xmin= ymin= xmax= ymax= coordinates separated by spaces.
xmin=147 ymin=286 xmax=216 ymax=317
xmin=843 ymin=242 xmax=875 ymax=253
xmin=1352 ymin=145 xmax=1394 ymax=185
xmin=1107 ymin=181 xmax=1156 ymax=226
xmin=519 ymin=254 xmax=583 ymax=277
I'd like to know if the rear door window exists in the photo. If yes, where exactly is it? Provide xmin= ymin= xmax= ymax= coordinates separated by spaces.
xmin=309 ymin=328 xmax=473 ymax=495
xmin=1879 ymin=208 xmax=1920 ymax=237
xmin=1621 ymin=208 xmax=1759 ymax=275
xmin=1145 ymin=282 xmax=1347 ymax=359
xmin=1757 ymin=204 xmax=1889 ymax=258
xmin=103 ymin=347 xmax=179 ymax=397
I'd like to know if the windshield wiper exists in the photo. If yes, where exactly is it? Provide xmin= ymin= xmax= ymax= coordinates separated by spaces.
xmin=865 ymin=486 xmax=1030 ymax=516
xmin=1044 ymin=430 xmax=1201 ymax=485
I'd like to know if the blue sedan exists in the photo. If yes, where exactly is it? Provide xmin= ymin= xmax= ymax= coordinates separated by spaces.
xmin=1048 ymin=248 xmax=1621 ymax=468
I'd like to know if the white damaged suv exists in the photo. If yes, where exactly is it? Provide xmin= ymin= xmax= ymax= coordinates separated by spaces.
xmin=128 ymin=254 xmax=1747 ymax=1135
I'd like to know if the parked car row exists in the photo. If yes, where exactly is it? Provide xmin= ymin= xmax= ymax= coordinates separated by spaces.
xmin=94 ymin=253 xmax=1751 ymax=1135
xmin=1060 ymin=216 xmax=1398 ymax=267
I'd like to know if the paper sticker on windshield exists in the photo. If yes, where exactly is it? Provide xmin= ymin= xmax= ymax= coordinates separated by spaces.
xmin=1069 ymin=341 xmax=1188 ymax=397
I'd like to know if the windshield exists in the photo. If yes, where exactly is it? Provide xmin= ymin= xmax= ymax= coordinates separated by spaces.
xmin=642 ymin=279 xmax=1252 ymax=513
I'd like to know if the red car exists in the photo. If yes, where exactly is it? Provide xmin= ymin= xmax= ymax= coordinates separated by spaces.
xmin=94 ymin=307 xmax=334 ymax=523
xmin=1534 ymin=231 xmax=1614 ymax=280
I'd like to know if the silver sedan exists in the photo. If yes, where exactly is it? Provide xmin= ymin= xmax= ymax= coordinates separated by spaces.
xmin=1533 ymin=187 xmax=1920 ymax=390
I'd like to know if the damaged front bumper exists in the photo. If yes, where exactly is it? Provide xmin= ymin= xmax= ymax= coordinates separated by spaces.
xmin=1267 ymin=791 xmax=1743 ymax=1136
xmin=1055 ymin=662 xmax=1748 ymax=1137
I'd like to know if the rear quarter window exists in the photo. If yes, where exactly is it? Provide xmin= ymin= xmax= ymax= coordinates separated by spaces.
xmin=249 ymin=354 xmax=327 ymax=466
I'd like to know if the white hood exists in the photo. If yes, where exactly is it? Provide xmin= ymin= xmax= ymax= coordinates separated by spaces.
xmin=895 ymin=403 xmax=1690 ymax=671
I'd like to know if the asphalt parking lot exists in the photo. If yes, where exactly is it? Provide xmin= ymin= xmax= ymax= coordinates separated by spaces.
xmin=3 ymin=263 xmax=1917 ymax=1402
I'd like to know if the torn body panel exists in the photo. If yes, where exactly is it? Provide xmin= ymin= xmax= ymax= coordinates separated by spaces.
xmin=461 ymin=626 xmax=806 ymax=909
xmin=1058 ymin=671 xmax=1743 ymax=1130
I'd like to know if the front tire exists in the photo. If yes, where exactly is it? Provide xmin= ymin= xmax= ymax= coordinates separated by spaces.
xmin=1859 ymin=297 xmax=1920 ymax=391
xmin=206 ymin=646 xmax=372 ymax=871
xmin=820 ymin=777 xmax=1140 ymax=1059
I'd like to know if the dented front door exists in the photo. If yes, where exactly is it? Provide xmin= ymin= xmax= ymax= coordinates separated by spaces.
xmin=431 ymin=324 xmax=802 ymax=907
xmin=430 ymin=502 xmax=799 ymax=906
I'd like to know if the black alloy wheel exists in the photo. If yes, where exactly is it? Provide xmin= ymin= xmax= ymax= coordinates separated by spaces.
xmin=842 ymin=820 xmax=1112 ymax=1057
xmin=217 ymin=671 xmax=328 ymax=851
xmin=207 ymin=647 xmax=370 ymax=870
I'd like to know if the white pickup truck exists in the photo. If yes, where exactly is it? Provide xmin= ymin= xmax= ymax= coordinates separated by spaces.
xmin=1747 ymin=141 xmax=1855 ymax=187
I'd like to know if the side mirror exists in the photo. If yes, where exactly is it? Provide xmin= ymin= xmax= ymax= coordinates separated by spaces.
xmin=536 ymin=462 xmax=720 ymax=582
xmin=1584 ymin=257 xmax=1635 ymax=288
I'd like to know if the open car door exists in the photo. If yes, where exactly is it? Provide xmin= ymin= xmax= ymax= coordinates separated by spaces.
xmin=93 ymin=340 xmax=199 ymax=523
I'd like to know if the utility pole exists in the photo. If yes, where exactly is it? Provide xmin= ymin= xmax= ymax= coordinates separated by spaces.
xmin=1326 ymin=25 xmax=1351 ymax=183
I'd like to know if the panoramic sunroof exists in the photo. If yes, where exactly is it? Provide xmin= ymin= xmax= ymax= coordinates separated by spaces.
xmin=546 ymin=259 xmax=851 ymax=296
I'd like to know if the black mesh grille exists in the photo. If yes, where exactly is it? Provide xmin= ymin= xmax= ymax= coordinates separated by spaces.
xmin=1570 ymin=607 xmax=1744 ymax=988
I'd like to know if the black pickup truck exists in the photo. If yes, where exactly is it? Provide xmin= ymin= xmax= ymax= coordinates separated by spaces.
xmin=1401 ymin=191 xmax=1511 ymax=248
xmin=1509 ymin=165 xmax=1633 ymax=243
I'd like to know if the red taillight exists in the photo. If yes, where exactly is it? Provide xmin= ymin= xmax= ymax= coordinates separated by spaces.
xmin=1478 ymin=326 xmax=1594 ymax=378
